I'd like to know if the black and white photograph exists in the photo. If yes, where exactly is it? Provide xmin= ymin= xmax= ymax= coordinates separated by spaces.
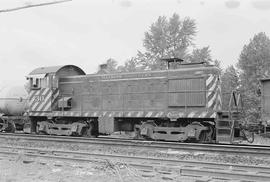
xmin=1 ymin=0 xmax=270 ymax=181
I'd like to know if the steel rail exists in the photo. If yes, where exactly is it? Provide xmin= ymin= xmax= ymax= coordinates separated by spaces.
xmin=0 ymin=146 xmax=269 ymax=181
xmin=1 ymin=133 xmax=270 ymax=156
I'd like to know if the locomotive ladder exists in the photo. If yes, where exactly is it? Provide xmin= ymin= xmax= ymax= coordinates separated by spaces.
xmin=216 ymin=91 xmax=242 ymax=143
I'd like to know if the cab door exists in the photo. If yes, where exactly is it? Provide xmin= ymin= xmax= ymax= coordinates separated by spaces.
xmin=28 ymin=74 xmax=53 ymax=112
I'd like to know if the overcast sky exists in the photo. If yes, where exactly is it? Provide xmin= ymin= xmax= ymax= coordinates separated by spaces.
xmin=0 ymin=0 xmax=270 ymax=85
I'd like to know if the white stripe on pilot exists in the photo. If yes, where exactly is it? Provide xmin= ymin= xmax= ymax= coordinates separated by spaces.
xmin=146 ymin=112 xmax=153 ymax=117
xmin=137 ymin=111 xmax=143 ymax=117
xmin=210 ymin=113 xmax=217 ymax=118
xmin=199 ymin=111 xmax=208 ymax=118
xmin=157 ymin=112 xmax=163 ymax=117
xmin=188 ymin=111 xmax=196 ymax=118
xmin=109 ymin=112 xmax=115 ymax=117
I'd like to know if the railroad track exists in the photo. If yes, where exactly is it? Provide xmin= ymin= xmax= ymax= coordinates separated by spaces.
xmin=0 ymin=145 xmax=270 ymax=181
xmin=1 ymin=132 xmax=270 ymax=156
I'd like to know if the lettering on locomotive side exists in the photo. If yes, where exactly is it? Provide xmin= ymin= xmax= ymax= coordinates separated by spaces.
xmin=101 ymin=73 xmax=152 ymax=80
xmin=33 ymin=95 xmax=45 ymax=103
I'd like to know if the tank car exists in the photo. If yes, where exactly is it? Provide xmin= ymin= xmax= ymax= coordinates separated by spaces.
xmin=26 ymin=61 xmax=243 ymax=143
xmin=0 ymin=85 xmax=29 ymax=132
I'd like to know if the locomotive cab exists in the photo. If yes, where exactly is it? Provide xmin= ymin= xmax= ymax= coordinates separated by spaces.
xmin=27 ymin=65 xmax=85 ymax=109
xmin=27 ymin=65 xmax=85 ymax=89
xmin=27 ymin=65 xmax=86 ymax=134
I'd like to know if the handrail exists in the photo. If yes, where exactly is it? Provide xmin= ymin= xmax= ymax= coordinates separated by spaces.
xmin=228 ymin=90 xmax=242 ymax=113
xmin=227 ymin=90 xmax=243 ymax=142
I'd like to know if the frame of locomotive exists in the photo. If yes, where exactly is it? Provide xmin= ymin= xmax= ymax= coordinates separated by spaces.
xmin=26 ymin=62 xmax=240 ymax=143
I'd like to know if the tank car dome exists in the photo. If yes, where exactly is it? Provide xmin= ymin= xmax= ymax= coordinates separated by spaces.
xmin=0 ymin=85 xmax=28 ymax=116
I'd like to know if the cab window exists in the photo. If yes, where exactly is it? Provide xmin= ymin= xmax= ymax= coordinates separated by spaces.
xmin=31 ymin=77 xmax=41 ymax=89
xmin=40 ymin=77 xmax=48 ymax=88
xmin=52 ymin=75 xmax=58 ymax=88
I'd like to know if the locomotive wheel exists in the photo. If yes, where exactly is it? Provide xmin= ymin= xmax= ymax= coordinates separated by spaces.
xmin=199 ymin=131 xmax=207 ymax=143
xmin=140 ymin=121 xmax=157 ymax=140
xmin=241 ymin=129 xmax=255 ymax=143
xmin=81 ymin=127 xmax=90 ymax=137
xmin=37 ymin=131 xmax=47 ymax=135
xmin=81 ymin=123 xmax=94 ymax=137
xmin=204 ymin=125 xmax=214 ymax=143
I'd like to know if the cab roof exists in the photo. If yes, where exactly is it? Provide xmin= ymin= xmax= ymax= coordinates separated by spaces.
xmin=28 ymin=65 xmax=85 ymax=76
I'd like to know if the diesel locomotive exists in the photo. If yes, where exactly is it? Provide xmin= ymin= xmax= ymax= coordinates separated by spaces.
xmin=22 ymin=60 xmax=243 ymax=143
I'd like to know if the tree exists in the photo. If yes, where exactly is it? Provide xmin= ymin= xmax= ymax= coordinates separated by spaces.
xmin=237 ymin=32 xmax=270 ymax=122
xmin=137 ymin=13 xmax=196 ymax=70
xmin=187 ymin=46 xmax=212 ymax=64
xmin=117 ymin=58 xmax=144 ymax=73
xmin=96 ymin=58 xmax=119 ymax=74
xmin=103 ymin=13 xmax=216 ymax=73
xmin=105 ymin=58 xmax=119 ymax=73
xmin=221 ymin=65 xmax=240 ymax=110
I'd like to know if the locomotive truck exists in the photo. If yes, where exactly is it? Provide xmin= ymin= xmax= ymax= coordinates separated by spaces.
xmin=22 ymin=60 xmax=244 ymax=143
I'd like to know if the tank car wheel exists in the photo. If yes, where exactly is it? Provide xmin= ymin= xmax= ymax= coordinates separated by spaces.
xmin=4 ymin=121 xmax=16 ymax=133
